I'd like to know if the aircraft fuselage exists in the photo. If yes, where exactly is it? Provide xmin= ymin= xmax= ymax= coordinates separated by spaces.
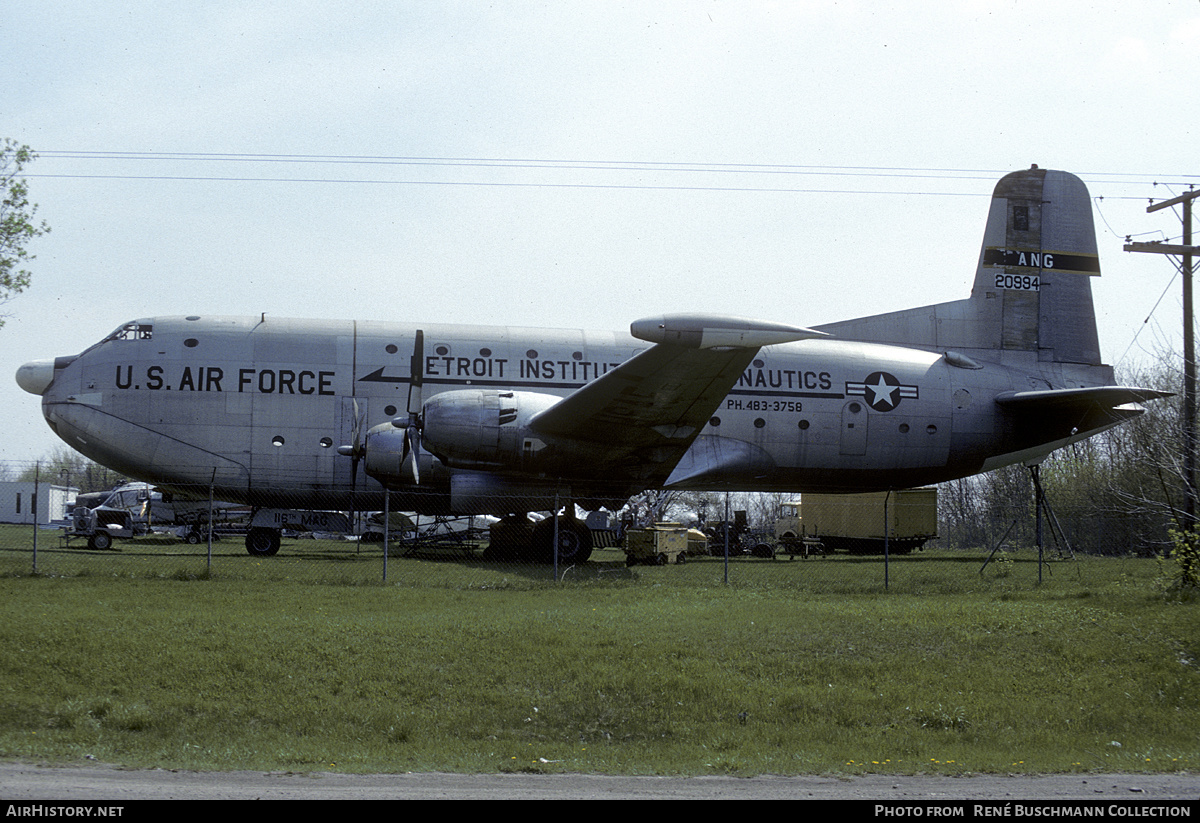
xmin=28 ymin=312 xmax=1119 ymax=514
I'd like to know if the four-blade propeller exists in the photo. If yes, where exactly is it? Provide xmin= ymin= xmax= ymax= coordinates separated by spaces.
xmin=337 ymin=397 xmax=366 ymax=489
xmin=339 ymin=331 xmax=426 ymax=487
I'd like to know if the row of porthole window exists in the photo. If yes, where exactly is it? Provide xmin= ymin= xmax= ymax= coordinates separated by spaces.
xmin=387 ymin=342 xmax=589 ymax=362
xmin=272 ymin=436 xmax=335 ymax=448
xmin=270 ymin=419 xmax=936 ymax=451
xmin=186 ymin=334 xmax=589 ymax=365
xmin=179 ymin=319 xmax=632 ymax=369
xmin=706 ymin=417 xmax=805 ymax=430
xmin=707 ymin=417 xmax=938 ymax=435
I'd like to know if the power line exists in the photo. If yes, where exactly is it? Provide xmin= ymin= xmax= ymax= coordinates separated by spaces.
xmin=30 ymin=151 xmax=1199 ymax=186
xmin=26 ymin=172 xmax=1002 ymax=197
xmin=35 ymin=151 xmax=1017 ymax=175
xmin=25 ymin=153 xmax=1195 ymax=197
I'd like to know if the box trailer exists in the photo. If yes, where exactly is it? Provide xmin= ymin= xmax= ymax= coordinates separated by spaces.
xmin=0 ymin=481 xmax=78 ymax=526
xmin=623 ymin=522 xmax=707 ymax=566
xmin=774 ymin=488 xmax=937 ymax=555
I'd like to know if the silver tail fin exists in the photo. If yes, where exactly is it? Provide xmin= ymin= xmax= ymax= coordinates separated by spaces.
xmin=817 ymin=166 xmax=1104 ymax=367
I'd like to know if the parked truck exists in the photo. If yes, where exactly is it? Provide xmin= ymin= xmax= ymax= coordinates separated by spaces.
xmin=774 ymin=488 xmax=938 ymax=557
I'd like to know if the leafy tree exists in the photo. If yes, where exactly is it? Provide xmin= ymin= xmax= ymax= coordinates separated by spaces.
xmin=1095 ymin=353 xmax=1192 ymax=553
xmin=1 ymin=139 xmax=50 ymax=326
xmin=1164 ymin=527 xmax=1200 ymax=589
xmin=18 ymin=447 xmax=129 ymax=494
xmin=939 ymin=475 xmax=990 ymax=549
xmin=937 ymin=346 xmax=1186 ymax=557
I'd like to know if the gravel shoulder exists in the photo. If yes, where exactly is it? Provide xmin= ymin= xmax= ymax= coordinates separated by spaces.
xmin=2 ymin=762 xmax=1198 ymax=800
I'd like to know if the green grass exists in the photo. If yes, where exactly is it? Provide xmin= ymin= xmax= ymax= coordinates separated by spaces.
xmin=0 ymin=533 xmax=1196 ymax=776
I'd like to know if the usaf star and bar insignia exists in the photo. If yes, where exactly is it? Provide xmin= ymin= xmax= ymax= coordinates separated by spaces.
xmin=845 ymin=371 xmax=918 ymax=412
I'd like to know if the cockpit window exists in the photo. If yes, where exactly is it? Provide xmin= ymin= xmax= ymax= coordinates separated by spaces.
xmin=104 ymin=322 xmax=153 ymax=342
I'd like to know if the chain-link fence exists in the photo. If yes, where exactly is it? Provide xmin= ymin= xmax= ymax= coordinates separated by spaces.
xmin=0 ymin=461 xmax=1170 ymax=591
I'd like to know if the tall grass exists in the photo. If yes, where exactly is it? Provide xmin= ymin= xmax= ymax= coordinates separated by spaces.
xmin=0 ymin=550 xmax=1196 ymax=776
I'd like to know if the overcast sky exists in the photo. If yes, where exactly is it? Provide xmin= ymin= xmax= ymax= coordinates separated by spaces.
xmin=3 ymin=0 xmax=1199 ymax=468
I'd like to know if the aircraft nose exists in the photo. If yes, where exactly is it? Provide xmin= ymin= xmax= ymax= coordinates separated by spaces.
xmin=16 ymin=359 xmax=57 ymax=396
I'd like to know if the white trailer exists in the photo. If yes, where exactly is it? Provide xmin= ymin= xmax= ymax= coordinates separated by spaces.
xmin=0 ymin=481 xmax=79 ymax=526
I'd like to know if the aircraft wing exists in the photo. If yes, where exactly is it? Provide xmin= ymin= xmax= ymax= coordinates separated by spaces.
xmin=527 ymin=314 xmax=823 ymax=481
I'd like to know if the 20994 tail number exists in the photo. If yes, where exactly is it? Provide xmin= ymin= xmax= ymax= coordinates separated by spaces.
xmin=994 ymin=273 xmax=1040 ymax=291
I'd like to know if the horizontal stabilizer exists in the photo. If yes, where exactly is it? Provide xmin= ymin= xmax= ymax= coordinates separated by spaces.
xmin=996 ymin=386 xmax=1173 ymax=412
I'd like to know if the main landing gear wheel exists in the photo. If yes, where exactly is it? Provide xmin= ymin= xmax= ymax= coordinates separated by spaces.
xmin=245 ymin=527 xmax=281 ymax=557
xmin=532 ymin=516 xmax=593 ymax=565
xmin=484 ymin=515 xmax=534 ymax=562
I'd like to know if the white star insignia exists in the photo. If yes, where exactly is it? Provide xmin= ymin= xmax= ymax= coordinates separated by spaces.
xmin=865 ymin=373 xmax=900 ymax=409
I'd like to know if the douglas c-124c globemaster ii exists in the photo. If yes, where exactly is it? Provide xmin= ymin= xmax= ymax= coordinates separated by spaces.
xmin=16 ymin=167 xmax=1170 ymax=561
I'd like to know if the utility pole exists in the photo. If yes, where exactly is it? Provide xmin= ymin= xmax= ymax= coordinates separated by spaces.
xmin=1125 ymin=188 xmax=1199 ymax=525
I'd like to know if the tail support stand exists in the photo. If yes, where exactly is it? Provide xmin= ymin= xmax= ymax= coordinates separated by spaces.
xmin=979 ymin=465 xmax=1074 ymax=581
xmin=1030 ymin=464 xmax=1075 ymax=584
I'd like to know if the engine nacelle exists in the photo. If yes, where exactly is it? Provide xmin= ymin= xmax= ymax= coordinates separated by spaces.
xmin=421 ymin=389 xmax=562 ymax=471
xmin=362 ymin=424 xmax=436 ymax=486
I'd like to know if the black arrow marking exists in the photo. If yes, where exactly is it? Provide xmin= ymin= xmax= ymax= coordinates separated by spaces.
xmin=359 ymin=368 xmax=409 ymax=385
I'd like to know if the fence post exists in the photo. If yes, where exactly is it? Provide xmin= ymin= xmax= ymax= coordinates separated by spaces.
xmin=206 ymin=478 xmax=215 ymax=575
xmin=723 ymin=491 xmax=731 ymax=584
xmin=884 ymin=490 xmax=890 ymax=590
xmin=32 ymin=461 xmax=39 ymax=574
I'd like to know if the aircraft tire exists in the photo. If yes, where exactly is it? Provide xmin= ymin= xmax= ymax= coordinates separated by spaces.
xmin=484 ymin=515 xmax=533 ymax=562
xmin=88 ymin=531 xmax=112 ymax=551
xmin=245 ymin=528 xmax=281 ymax=557
xmin=532 ymin=517 xmax=593 ymax=565
xmin=751 ymin=542 xmax=775 ymax=559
